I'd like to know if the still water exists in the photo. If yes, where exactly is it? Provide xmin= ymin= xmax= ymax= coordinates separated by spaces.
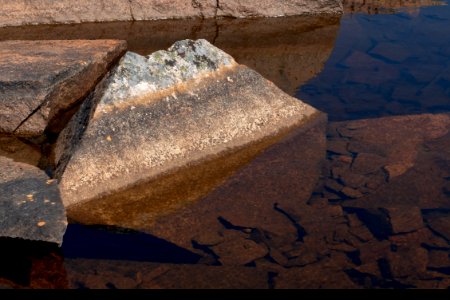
xmin=299 ymin=0 xmax=450 ymax=120
xmin=0 ymin=0 xmax=449 ymax=289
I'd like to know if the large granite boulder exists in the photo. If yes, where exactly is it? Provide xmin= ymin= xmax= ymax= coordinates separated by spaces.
xmin=0 ymin=40 xmax=126 ymax=136
xmin=55 ymin=39 xmax=326 ymax=243
xmin=0 ymin=1 xmax=344 ymax=27
xmin=0 ymin=156 xmax=67 ymax=245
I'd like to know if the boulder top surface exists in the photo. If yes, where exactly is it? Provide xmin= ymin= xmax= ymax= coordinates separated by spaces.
xmin=97 ymin=39 xmax=236 ymax=113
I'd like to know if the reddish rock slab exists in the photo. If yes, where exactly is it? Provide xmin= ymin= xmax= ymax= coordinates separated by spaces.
xmin=427 ymin=250 xmax=450 ymax=269
xmin=0 ymin=1 xmax=344 ymax=27
xmin=214 ymin=0 xmax=343 ymax=18
xmin=387 ymin=247 xmax=429 ymax=278
xmin=351 ymin=153 xmax=386 ymax=175
xmin=0 ymin=40 xmax=126 ymax=137
xmin=275 ymin=257 xmax=359 ymax=289
xmin=211 ymin=238 xmax=269 ymax=266
xmin=424 ymin=212 xmax=450 ymax=242
xmin=386 ymin=207 xmax=424 ymax=234
xmin=0 ymin=135 xmax=41 ymax=167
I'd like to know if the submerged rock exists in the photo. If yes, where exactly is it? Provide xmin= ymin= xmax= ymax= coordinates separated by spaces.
xmin=0 ymin=157 xmax=67 ymax=245
xmin=0 ymin=40 xmax=126 ymax=137
xmin=55 ymin=39 xmax=325 ymax=241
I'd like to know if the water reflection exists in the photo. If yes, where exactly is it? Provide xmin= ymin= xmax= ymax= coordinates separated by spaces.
xmin=298 ymin=1 xmax=450 ymax=121
xmin=343 ymin=0 xmax=446 ymax=14
xmin=0 ymin=15 xmax=340 ymax=96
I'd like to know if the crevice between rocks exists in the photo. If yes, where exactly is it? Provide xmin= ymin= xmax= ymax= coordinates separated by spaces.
xmin=12 ymin=100 xmax=47 ymax=136
xmin=273 ymin=204 xmax=307 ymax=242
xmin=215 ymin=0 xmax=221 ymax=18
xmin=128 ymin=0 xmax=136 ymax=21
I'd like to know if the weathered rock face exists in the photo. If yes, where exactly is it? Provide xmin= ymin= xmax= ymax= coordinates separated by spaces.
xmin=0 ymin=156 xmax=67 ymax=244
xmin=0 ymin=0 xmax=343 ymax=28
xmin=0 ymin=135 xmax=41 ymax=167
xmin=55 ymin=39 xmax=325 ymax=238
xmin=0 ymin=40 xmax=127 ymax=137
xmin=0 ymin=0 xmax=133 ymax=27
xmin=215 ymin=0 xmax=344 ymax=18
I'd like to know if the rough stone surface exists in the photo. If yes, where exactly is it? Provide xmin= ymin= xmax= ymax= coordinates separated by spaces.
xmin=387 ymin=247 xmax=429 ymax=278
xmin=275 ymin=262 xmax=359 ymax=289
xmin=0 ymin=156 xmax=66 ymax=244
xmin=211 ymin=238 xmax=268 ymax=266
xmin=56 ymin=39 xmax=324 ymax=225
xmin=0 ymin=40 xmax=127 ymax=136
xmin=425 ymin=212 xmax=450 ymax=242
xmin=0 ymin=135 xmax=41 ymax=167
xmin=387 ymin=207 xmax=424 ymax=234
xmin=215 ymin=0 xmax=344 ymax=18
xmin=0 ymin=1 xmax=344 ymax=27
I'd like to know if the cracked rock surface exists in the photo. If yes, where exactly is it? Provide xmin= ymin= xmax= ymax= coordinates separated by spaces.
xmin=0 ymin=40 xmax=127 ymax=137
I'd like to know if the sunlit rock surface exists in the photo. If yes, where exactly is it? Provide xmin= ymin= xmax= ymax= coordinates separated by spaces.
xmin=0 ymin=135 xmax=41 ymax=167
xmin=0 ymin=0 xmax=343 ymax=27
xmin=0 ymin=156 xmax=67 ymax=244
xmin=55 ymin=39 xmax=326 ymax=246
xmin=0 ymin=40 xmax=126 ymax=137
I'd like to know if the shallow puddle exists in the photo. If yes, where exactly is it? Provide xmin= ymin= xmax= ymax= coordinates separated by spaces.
xmin=0 ymin=1 xmax=449 ymax=289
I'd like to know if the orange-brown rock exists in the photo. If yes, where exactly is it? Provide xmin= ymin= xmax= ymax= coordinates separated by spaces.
xmin=0 ymin=1 xmax=343 ymax=28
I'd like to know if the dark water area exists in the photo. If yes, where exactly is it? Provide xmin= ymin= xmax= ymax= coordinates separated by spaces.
xmin=1 ymin=1 xmax=450 ymax=289
xmin=298 ymin=0 xmax=450 ymax=121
